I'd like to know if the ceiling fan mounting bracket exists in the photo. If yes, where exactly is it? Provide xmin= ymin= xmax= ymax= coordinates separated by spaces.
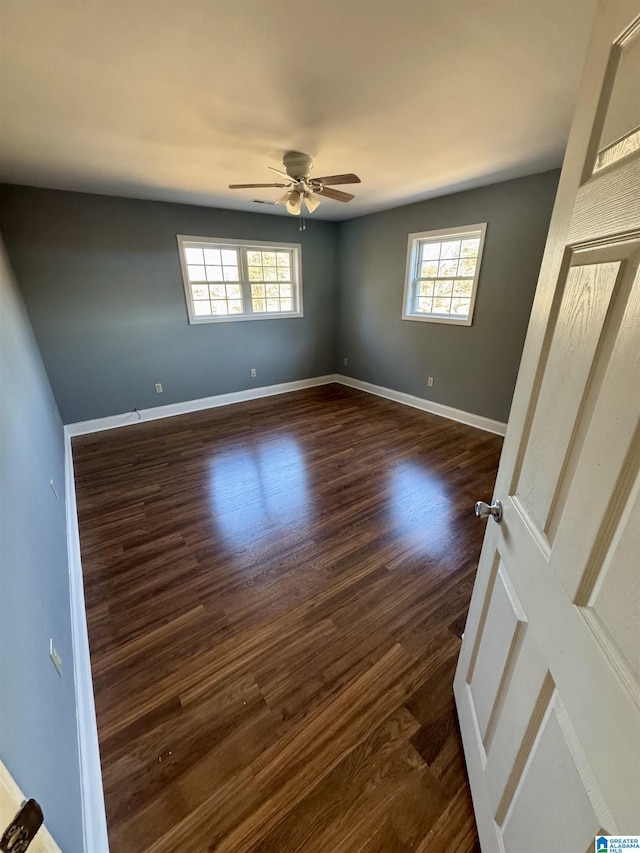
xmin=283 ymin=151 xmax=314 ymax=179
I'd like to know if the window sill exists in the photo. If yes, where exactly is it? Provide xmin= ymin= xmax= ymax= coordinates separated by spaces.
xmin=402 ymin=312 xmax=473 ymax=327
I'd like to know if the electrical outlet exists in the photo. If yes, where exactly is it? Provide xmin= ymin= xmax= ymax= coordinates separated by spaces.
xmin=427 ymin=377 xmax=434 ymax=387
xmin=343 ymin=357 xmax=348 ymax=366
xmin=155 ymin=383 xmax=163 ymax=394
xmin=250 ymin=368 xmax=257 ymax=378
xmin=49 ymin=639 xmax=62 ymax=677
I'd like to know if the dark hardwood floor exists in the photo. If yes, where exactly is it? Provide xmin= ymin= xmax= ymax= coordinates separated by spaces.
xmin=72 ymin=384 xmax=502 ymax=852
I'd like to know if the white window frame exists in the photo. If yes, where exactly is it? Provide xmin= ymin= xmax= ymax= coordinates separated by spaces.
xmin=401 ymin=223 xmax=487 ymax=326
xmin=177 ymin=235 xmax=303 ymax=324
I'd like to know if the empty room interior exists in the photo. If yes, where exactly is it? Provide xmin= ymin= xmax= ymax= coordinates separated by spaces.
xmin=1 ymin=1 xmax=639 ymax=851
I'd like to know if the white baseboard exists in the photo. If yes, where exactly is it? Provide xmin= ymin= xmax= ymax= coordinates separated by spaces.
xmin=65 ymin=374 xmax=340 ymax=436
xmin=64 ymin=432 xmax=110 ymax=853
xmin=335 ymin=375 xmax=507 ymax=436
xmin=65 ymin=372 xmax=506 ymax=438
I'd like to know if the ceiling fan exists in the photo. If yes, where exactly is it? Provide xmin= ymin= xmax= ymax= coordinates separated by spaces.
xmin=229 ymin=151 xmax=361 ymax=216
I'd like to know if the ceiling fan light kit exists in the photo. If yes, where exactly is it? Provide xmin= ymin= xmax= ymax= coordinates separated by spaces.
xmin=228 ymin=151 xmax=361 ymax=227
xmin=285 ymin=189 xmax=302 ymax=215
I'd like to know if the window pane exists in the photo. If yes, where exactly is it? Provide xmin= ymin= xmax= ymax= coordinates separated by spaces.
xmin=451 ymin=298 xmax=471 ymax=316
xmin=461 ymin=238 xmax=480 ymax=257
xmin=438 ymin=259 xmax=458 ymax=277
xmin=458 ymin=257 xmax=477 ymax=276
xmin=191 ymin=284 xmax=209 ymax=300
xmin=223 ymin=266 xmax=240 ymax=282
xmin=453 ymin=279 xmax=473 ymax=297
xmin=441 ymin=240 xmax=461 ymax=259
xmin=458 ymin=258 xmax=478 ymax=275
xmin=185 ymin=247 xmax=203 ymax=264
xmin=220 ymin=249 xmax=238 ymax=265
xmin=421 ymin=242 xmax=441 ymax=261
xmin=405 ymin=230 xmax=483 ymax=325
xmin=432 ymin=297 xmax=451 ymax=314
xmin=206 ymin=265 xmax=223 ymax=282
xmin=188 ymin=264 xmax=206 ymax=281
xmin=183 ymin=242 xmax=300 ymax=323
xmin=434 ymin=280 xmax=453 ymax=297
xmin=421 ymin=261 xmax=438 ymax=278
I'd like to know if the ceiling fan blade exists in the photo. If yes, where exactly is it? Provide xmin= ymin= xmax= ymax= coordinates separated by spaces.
xmin=317 ymin=186 xmax=355 ymax=203
xmin=268 ymin=166 xmax=296 ymax=181
xmin=312 ymin=173 xmax=361 ymax=186
xmin=229 ymin=183 xmax=288 ymax=189
xmin=303 ymin=192 xmax=322 ymax=213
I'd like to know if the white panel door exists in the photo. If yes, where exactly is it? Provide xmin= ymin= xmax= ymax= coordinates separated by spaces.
xmin=454 ymin=2 xmax=640 ymax=851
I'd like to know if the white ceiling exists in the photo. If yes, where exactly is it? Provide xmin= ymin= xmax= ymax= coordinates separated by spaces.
xmin=0 ymin=0 xmax=597 ymax=220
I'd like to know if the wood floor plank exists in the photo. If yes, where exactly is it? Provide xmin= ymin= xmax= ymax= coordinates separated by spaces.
xmin=72 ymin=384 xmax=502 ymax=851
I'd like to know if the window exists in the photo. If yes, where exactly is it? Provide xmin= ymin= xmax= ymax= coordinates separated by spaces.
xmin=402 ymin=223 xmax=486 ymax=326
xmin=177 ymin=236 xmax=302 ymax=323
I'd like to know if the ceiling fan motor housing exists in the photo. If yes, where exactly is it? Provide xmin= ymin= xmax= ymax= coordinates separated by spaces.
xmin=283 ymin=151 xmax=313 ymax=180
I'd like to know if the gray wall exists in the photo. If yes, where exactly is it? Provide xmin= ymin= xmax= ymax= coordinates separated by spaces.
xmin=0 ymin=237 xmax=83 ymax=851
xmin=337 ymin=170 xmax=560 ymax=423
xmin=0 ymin=172 xmax=558 ymax=428
xmin=0 ymin=186 xmax=339 ymax=423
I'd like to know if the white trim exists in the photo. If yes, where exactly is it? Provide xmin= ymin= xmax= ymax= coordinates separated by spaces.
xmin=401 ymin=222 xmax=486 ymax=326
xmin=65 ymin=375 xmax=339 ymax=436
xmin=335 ymin=375 xmax=507 ymax=436
xmin=65 ymin=373 xmax=506 ymax=438
xmin=64 ymin=432 xmax=110 ymax=852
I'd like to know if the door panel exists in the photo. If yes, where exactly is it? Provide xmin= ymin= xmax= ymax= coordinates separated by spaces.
xmin=455 ymin=3 xmax=640 ymax=850
xmin=515 ymin=260 xmax=620 ymax=534
xmin=468 ymin=564 xmax=527 ymax=746
xmin=588 ymin=484 xmax=640 ymax=685
xmin=501 ymin=691 xmax=612 ymax=853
